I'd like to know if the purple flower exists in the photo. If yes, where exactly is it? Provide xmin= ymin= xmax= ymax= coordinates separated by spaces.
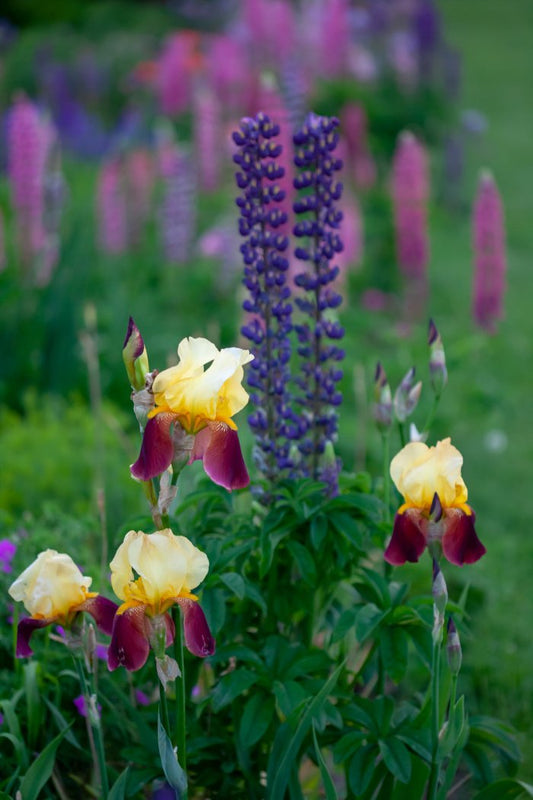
xmin=73 ymin=695 xmax=102 ymax=719
xmin=0 ymin=539 xmax=16 ymax=573
xmin=292 ymin=112 xmax=345 ymax=494
xmin=233 ymin=112 xmax=297 ymax=493
xmin=472 ymin=171 xmax=507 ymax=333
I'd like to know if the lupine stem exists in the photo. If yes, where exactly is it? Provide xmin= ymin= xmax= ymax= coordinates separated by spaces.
xmin=73 ymin=655 xmax=109 ymax=799
xmin=173 ymin=605 xmax=187 ymax=778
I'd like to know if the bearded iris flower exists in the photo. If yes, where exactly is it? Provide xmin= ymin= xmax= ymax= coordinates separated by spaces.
xmin=8 ymin=551 xmax=117 ymax=657
xmin=384 ymin=438 xmax=486 ymax=566
xmin=108 ymin=529 xmax=215 ymax=671
xmin=131 ymin=336 xmax=253 ymax=491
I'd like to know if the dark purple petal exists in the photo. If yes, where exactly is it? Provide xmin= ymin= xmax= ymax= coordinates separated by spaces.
xmin=80 ymin=595 xmax=118 ymax=636
xmin=176 ymin=598 xmax=215 ymax=657
xmin=17 ymin=617 xmax=52 ymax=657
xmin=108 ymin=606 xmax=150 ymax=672
xmin=384 ymin=510 xmax=427 ymax=565
xmin=131 ymin=413 xmax=176 ymax=481
xmin=123 ymin=316 xmax=144 ymax=358
xmin=442 ymin=508 xmax=486 ymax=566
xmin=190 ymin=424 xmax=249 ymax=491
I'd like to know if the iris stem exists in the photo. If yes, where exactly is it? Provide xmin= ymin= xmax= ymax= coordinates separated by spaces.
xmin=381 ymin=433 xmax=391 ymax=524
xmin=427 ymin=618 xmax=443 ymax=799
xmin=423 ymin=394 xmax=441 ymax=434
xmin=158 ymin=673 xmax=171 ymax=740
xmin=73 ymin=655 xmax=109 ymax=799
xmin=173 ymin=606 xmax=188 ymax=778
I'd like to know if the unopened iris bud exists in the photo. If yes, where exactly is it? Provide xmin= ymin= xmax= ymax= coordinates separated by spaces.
xmin=446 ymin=616 xmax=462 ymax=675
xmin=432 ymin=558 xmax=448 ymax=640
xmin=428 ymin=319 xmax=448 ymax=396
xmin=394 ymin=367 xmax=422 ymax=422
xmin=123 ymin=316 xmax=150 ymax=391
xmin=373 ymin=362 xmax=393 ymax=432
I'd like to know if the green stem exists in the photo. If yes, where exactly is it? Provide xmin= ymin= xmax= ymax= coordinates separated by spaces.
xmin=73 ymin=656 xmax=109 ymax=799
xmin=397 ymin=420 xmax=406 ymax=448
xmin=427 ymin=630 xmax=442 ymax=800
xmin=382 ymin=433 xmax=391 ymax=524
xmin=173 ymin=606 xmax=187 ymax=777
xmin=423 ymin=394 xmax=441 ymax=434
xmin=158 ymin=672 xmax=171 ymax=740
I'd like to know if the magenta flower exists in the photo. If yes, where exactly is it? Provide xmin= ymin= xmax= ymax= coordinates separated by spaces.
xmin=472 ymin=170 xmax=507 ymax=333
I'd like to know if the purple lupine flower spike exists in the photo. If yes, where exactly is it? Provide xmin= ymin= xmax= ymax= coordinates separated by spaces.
xmin=472 ymin=170 xmax=507 ymax=333
xmin=233 ymin=112 xmax=296 ymax=495
xmin=292 ymin=112 xmax=345 ymax=494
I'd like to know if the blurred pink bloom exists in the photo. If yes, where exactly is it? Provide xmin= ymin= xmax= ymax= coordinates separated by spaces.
xmin=472 ymin=171 xmax=507 ymax=333
xmin=336 ymin=194 xmax=364 ymax=287
xmin=243 ymin=0 xmax=296 ymax=67
xmin=156 ymin=32 xmax=201 ymax=116
xmin=319 ymin=0 xmax=351 ymax=77
xmin=96 ymin=158 xmax=127 ymax=254
xmin=206 ymin=35 xmax=251 ymax=113
xmin=361 ymin=288 xmax=390 ymax=312
xmin=194 ymin=84 xmax=221 ymax=192
xmin=126 ymin=149 xmax=154 ymax=243
xmin=0 ymin=205 xmax=6 ymax=273
xmin=7 ymin=95 xmax=51 ymax=269
xmin=391 ymin=131 xmax=430 ymax=319
xmin=340 ymin=103 xmax=377 ymax=189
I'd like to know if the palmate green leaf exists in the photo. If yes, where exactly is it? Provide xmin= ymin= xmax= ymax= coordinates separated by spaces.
xmin=287 ymin=540 xmax=316 ymax=585
xmin=273 ymin=680 xmax=308 ymax=719
xmin=312 ymin=721 xmax=338 ymax=800
xmin=310 ymin=513 xmax=328 ymax=549
xmin=331 ymin=608 xmax=358 ymax=643
xmin=239 ymin=692 xmax=274 ymax=748
xmin=157 ymin=713 xmax=187 ymax=795
xmin=332 ymin=730 xmax=367 ymax=764
xmin=266 ymin=659 xmax=346 ymax=800
xmin=472 ymin=779 xmax=533 ymax=800
xmin=201 ymin=587 xmax=226 ymax=636
xmin=108 ymin=766 xmax=131 ymax=800
xmin=330 ymin=512 xmax=365 ymax=550
xmin=211 ymin=668 xmax=259 ymax=712
xmin=379 ymin=626 xmax=408 ymax=684
xmin=220 ymin=571 xmax=246 ymax=599
xmin=348 ymin=743 xmax=379 ymax=796
xmin=18 ymin=723 xmax=72 ymax=800
xmin=378 ymin=737 xmax=411 ymax=783
xmin=353 ymin=568 xmax=391 ymax=607
xmin=355 ymin=604 xmax=388 ymax=644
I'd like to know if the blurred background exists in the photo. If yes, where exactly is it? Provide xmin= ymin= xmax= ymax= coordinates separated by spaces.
xmin=0 ymin=0 xmax=532 ymax=777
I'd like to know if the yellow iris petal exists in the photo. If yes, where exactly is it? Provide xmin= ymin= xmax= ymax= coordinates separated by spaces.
xmin=390 ymin=437 xmax=469 ymax=511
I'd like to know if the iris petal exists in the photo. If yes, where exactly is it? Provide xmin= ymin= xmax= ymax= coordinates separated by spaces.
xmin=384 ymin=510 xmax=427 ymax=565
xmin=16 ymin=617 xmax=52 ymax=657
xmin=108 ymin=606 xmax=150 ymax=672
xmin=131 ymin=413 xmax=176 ymax=481
xmin=190 ymin=423 xmax=250 ymax=490
xmin=442 ymin=509 xmax=486 ymax=566
xmin=81 ymin=596 xmax=118 ymax=636
xmin=177 ymin=598 xmax=215 ymax=657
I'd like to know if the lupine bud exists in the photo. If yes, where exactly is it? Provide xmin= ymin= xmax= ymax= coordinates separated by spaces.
xmin=472 ymin=170 xmax=507 ymax=333
xmin=394 ymin=367 xmax=422 ymax=422
xmin=428 ymin=319 xmax=447 ymax=396
xmin=373 ymin=362 xmax=393 ymax=432
xmin=123 ymin=317 xmax=149 ymax=391
xmin=446 ymin=616 xmax=462 ymax=675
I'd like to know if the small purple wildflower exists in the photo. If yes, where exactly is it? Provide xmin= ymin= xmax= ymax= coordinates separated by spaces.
xmin=292 ymin=112 xmax=345 ymax=493
xmin=0 ymin=539 xmax=16 ymax=573
xmin=233 ymin=112 xmax=297 ymax=494
xmin=135 ymin=689 xmax=151 ymax=706
xmin=73 ymin=695 xmax=101 ymax=719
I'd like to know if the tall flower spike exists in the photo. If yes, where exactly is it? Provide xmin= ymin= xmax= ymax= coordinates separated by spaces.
xmin=472 ymin=170 xmax=507 ymax=333
xmin=292 ymin=112 xmax=345 ymax=493
xmin=391 ymin=131 xmax=430 ymax=320
xmin=233 ymin=112 xmax=296 ymax=492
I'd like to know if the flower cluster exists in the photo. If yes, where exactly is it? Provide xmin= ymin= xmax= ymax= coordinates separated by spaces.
xmin=233 ymin=112 xmax=297 ymax=485
xmin=9 ymin=528 xmax=215 ymax=672
xmin=292 ymin=112 xmax=345 ymax=491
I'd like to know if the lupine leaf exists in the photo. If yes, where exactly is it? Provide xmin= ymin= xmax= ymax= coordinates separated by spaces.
xmin=266 ymin=660 xmax=345 ymax=800
xmin=239 ymin=692 xmax=274 ymax=748
xmin=379 ymin=737 xmax=411 ymax=783
xmin=211 ymin=668 xmax=258 ymax=712
xmin=348 ymin=743 xmax=379 ymax=795
xmin=355 ymin=604 xmax=387 ymax=643
xmin=220 ymin=571 xmax=246 ymax=599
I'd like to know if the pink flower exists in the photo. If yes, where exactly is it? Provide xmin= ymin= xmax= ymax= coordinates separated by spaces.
xmin=472 ymin=171 xmax=507 ymax=333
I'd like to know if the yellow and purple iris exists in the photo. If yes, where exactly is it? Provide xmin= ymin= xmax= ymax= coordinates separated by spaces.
xmin=131 ymin=336 xmax=253 ymax=490
xmin=108 ymin=529 xmax=215 ymax=671
xmin=384 ymin=438 xmax=486 ymax=566
xmin=8 ymin=550 xmax=117 ymax=657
